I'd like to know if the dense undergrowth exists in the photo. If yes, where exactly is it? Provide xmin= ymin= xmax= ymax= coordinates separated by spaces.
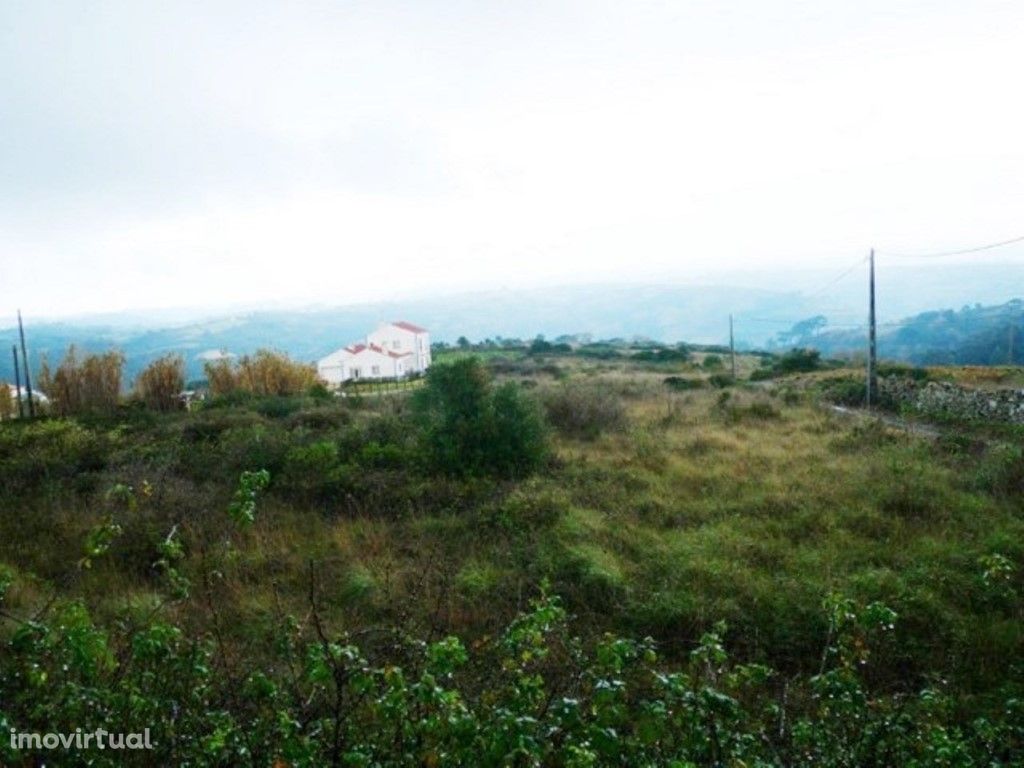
xmin=1 ymin=355 xmax=1023 ymax=764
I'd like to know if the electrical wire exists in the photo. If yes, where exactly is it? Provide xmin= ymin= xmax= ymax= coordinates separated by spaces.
xmin=880 ymin=233 xmax=1024 ymax=260
xmin=801 ymin=254 xmax=870 ymax=298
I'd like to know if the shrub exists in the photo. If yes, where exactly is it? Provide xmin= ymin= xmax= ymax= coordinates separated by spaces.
xmin=776 ymin=347 xmax=821 ymax=373
xmin=878 ymin=362 xmax=930 ymax=382
xmin=663 ymin=376 xmax=704 ymax=391
xmin=544 ymin=384 xmax=627 ymax=440
xmin=0 ymin=382 xmax=14 ymax=420
xmin=713 ymin=393 xmax=781 ymax=423
xmin=38 ymin=346 xmax=125 ymax=416
xmin=413 ymin=358 xmax=548 ymax=478
xmin=974 ymin=444 xmax=1024 ymax=497
xmin=633 ymin=347 xmax=690 ymax=363
xmin=708 ymin=373 xmax=734 ymax=388
xmin=134 ymin=354 xmax=185 ymax=412
xmin=281 ymin=441 xmax=352 ymax=503
xmin=702 ymin=354 xmax=724 ymax=370
xmin=819 ymin=376 xmax=866 ymax=406
xmin=204 ymin=350 xmax=316 ymax=397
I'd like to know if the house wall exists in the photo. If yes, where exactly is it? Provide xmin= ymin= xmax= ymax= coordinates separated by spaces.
xmin=317 ymin=350 xmax=352 ymax=385
xmin=318 ymin=323 xmax=430 ymax=386
xmin=367 ymin=325 xmax=431 ymax=372
xmin=346 ymin=348 xmax=405 ymax=380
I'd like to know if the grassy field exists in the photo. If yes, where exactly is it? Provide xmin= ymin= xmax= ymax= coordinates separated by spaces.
xmin=2 ymin=355 xmax=1020 ymax=675
xmin=1 ymin=351 xmax=1022 ymax=762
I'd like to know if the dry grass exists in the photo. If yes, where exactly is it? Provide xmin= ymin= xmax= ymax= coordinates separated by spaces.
xmin=2 ymin=359 xmax=1021 ymax=690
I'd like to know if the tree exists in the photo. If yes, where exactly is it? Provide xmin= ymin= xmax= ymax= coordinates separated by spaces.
xmin=412 ymin=357 xmax=547 ymax=477
xmin=46 ymin=345 xmax=124 ymax=416
xmin=135 ymin=354 xmax=185 ymax=411
xmin=457 ymin=336 xmax=471 ymax=350
xmin=203 ymin=358 xmax=236 ymax=397
xmin=776 ymin=315 xmax=827 ymax=346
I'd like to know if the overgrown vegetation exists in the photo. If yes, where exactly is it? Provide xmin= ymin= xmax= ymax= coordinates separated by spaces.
xmin=37 ymin=345 xmax=125 ymax=416
xmin=205 ymin=349 xmax=317 ymax=397
xmin=134 ymin=353 xmax=186 ymax=411
xmin=1 ymin=352 xmax=1023 ymax=764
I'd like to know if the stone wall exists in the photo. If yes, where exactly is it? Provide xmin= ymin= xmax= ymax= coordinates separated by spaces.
xmin=879 ymin=376 xmax=1024 ymax=424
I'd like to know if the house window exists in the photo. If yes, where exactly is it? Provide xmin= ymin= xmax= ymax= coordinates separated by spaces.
xmin=352 ymin=368 xmax=361 ymax=379
xmin=371 ymin=365 xmax=380 ymax=376
xmin=392 ymin=341 xmax=400 ymax=350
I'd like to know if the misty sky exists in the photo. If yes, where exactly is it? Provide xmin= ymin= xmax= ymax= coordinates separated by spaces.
xmin=2 ymin=1 xmax=1023 ymax=319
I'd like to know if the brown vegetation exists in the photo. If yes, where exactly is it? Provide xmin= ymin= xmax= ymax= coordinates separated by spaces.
xmin=204 ymin=349 xmax=316 ymax=396
xmin=0 ymin=382 xmax=12 ymax=420
xmin=134 ymin=354 xmax=185 ymax=411
xmin=37 ymin=346 xmax=124 ymax=416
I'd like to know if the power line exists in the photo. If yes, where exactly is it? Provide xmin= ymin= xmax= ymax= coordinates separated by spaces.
xmin=801 ymin=254 xmax=870 ymax=298
xmin=880 ymin=233 xmax=1024 ymax=260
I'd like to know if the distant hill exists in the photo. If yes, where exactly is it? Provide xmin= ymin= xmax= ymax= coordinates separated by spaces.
xmin=0 ymin=284 xmax=814 ymax=384
xmin=778 ymin=299 xmax=1024 ymax=365
xmin=3 ymin=278 xmax=1022 ymax=385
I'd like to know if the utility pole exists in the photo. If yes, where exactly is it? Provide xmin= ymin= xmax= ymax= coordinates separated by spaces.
xmin=866 ymin=249 xmax=877 ymax=407
xmin=18 ymin=310 xmax=34 ymax=418
xmin=729 ymin=314 xmax=737 ymax=380
xmin=12 ymin=345 xmax=24 ymax=418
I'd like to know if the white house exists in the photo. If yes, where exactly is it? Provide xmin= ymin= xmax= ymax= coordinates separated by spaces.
xmin=317 ymin=321 xmax=431 ymax=385
xmin=366 ymin=321 xmax=431 ymax=373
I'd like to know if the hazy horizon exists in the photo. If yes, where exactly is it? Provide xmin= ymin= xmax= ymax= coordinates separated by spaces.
xmin=3 ymin=1 xmax=1023 ymax=319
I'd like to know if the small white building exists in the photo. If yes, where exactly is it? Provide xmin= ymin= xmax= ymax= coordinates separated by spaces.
xmin=317 ymin=321 xmax=431 ymax=385
xmin=3 ymin=384 xmax=49 ymax=417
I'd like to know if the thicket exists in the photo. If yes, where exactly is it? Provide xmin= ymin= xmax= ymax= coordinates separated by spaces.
xmin=204 ymin=350 xmax=317 ymax=397
xmin=0 ymin=382 xmax=13 ymax=420
xmin=134 ymin=353 xmax=186 ymax=411
xmin=750 ymin=348 xmax=823 ymax=381
xmin=3 ymin=359 xmax=1024 ymax=764
xmin=412 ymin=357 xmax=548 ymax=477
xmin=1 ymin=514 xmax=1021 ymax=766
xmin=543 ymin=383 xmax=627 ymax=440
xmin=37 ymin=345 xmax=125 ymax=416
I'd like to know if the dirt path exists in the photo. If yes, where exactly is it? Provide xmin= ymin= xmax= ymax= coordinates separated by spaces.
xmin=825 ymin=403 xmax=944 ymax=440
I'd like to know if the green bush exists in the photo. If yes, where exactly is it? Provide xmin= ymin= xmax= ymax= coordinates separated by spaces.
xmin=413 ymin=358 xmax=548 ymax=478
xmin=281 ymin=441 xmax=352 ymax=503
xmin=708 ymin=372 xmax=734 ymax=388
xmin=819 ymin=376 xmax=867 ymax=406
xmin=974 ymin=444 xmax=1024 ymax=497
xmin=544 ymin=384 xmax=627 ymax=440
xmin=0 ymin=420 xmax=107 ymax=496
xmin=776 ymin=347 xmax=821 ymax=373
xmin=2 ymin=572 xmax=1021 ymax=766
xmin=663 ymin=376 xmax=704 ymax=391
xmin=702 ymin=353 xmax=724 ymax=370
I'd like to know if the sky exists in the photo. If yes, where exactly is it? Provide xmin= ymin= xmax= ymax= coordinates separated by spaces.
xmin=2 ymin=0 xmax=1023 ymax=320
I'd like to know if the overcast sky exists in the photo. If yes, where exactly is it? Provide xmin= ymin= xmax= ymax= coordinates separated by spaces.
xmin=2 ymin=0 xmax=1023 ymax=319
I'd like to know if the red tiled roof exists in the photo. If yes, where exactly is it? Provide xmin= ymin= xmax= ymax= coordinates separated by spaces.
xmin=368 ymin=343 xmax=412 ymax=359
xmin=392 ymin=320 xmax=428 ymax=334
xmin=343 ymin=342 xmax=411 ymax=359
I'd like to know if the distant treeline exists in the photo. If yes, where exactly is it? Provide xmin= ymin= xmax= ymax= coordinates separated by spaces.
xmin=776 ymin=299 xmax=1024 ymax=365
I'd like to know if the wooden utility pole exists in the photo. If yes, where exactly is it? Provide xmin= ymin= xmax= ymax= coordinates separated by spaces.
xmin=729 ymin=314 xmax=737 ymax=380
xmin=12 ymin=345 xmax=24 ymax=418
xmin=17 ymin=310 xmax=34 ymax=418
xmin=866 ymin=249 xmax=878 ymax=407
